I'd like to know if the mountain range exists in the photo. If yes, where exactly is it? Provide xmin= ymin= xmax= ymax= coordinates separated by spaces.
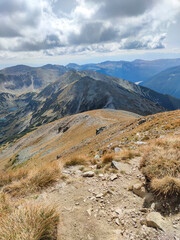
xmin=0 ymin=67 xmax=180 ymax=144
xmin=141 ymin=65 xmax=180 ymax=98
xmin=67 ymin=58 xmax=180 ymax=84
xmin=1 ymin=58 xmax=180 ymax=98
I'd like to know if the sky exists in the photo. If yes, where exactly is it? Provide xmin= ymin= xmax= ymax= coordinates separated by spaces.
xmin=0 ymin=0 xmax=180 ymax=68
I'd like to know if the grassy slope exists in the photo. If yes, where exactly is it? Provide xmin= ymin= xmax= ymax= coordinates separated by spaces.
xmin=0 ymin=109 xmax=180 ymax=239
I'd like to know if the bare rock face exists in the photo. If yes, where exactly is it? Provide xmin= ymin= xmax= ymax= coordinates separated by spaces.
xmin=146 ymin=212 xmax=173 ymax=233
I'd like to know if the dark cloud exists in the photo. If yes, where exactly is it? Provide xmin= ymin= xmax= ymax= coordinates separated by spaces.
xmin=88 ymin=0 xmax=157 ymax=19
xmin=11 ymin=34 xmax=64 ymax=52
xmin=0 ymin=24 xmax=22 ymax=38
xmin=0 ymin=0 xmax=27 ymax=15
xmin=69 ymin=22 xmax=118 ymax=44
xmin=121 ymin=38 xmax=165 ymax=50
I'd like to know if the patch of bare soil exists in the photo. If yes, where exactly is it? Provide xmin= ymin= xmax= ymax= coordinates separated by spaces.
xmin=35 ymin=157 xmax=180 ymax=240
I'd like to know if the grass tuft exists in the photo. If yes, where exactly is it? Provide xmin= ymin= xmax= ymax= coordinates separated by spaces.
xmin=64 ymin=156 xmax=87 ymax=167
xmin=0 ymin=168 xmax=28 ymax=186
xmin=102 ymin=154 xmax=114 ymax=164
xmin=2 ymin=162 xmax=60 ymax=197
xmin=140 ymin=135 xmax=180 ymax=198
xmin=151 ymin=177 xmax=180 ymax=198
xmin=0 ymin=203 xmax=59 ymax=240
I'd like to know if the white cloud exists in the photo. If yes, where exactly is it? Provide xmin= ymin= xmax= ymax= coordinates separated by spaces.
xmin=0 ymin=0 xmax=180 ymax=62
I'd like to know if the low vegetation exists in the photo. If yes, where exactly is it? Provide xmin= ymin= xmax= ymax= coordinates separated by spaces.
xmin=0 ymin=168 xmax=28 ymax=186
xmin=0 ymin=203 xmax=59 ymax=240
xmin=102 ymin=154 xmax=114 ymax=164
xmin=140 ymin=136 xmax=180 ymax=198
xmin=64 ymin=156 xmax=88 ymax=167
xmin=116 ymin=149 xmax=140 ymax=161
xmin=2 ymin=161 xmax=60 ymax=197
xmin=0 ymin=193 xmax=13 ymax=219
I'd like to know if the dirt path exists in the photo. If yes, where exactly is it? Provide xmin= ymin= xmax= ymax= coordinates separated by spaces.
xmin=35 ymin=157 xmax=180 ymax=240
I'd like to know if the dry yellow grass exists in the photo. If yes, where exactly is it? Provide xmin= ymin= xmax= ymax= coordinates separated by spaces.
xmin=140 ymin=137 xmax=180 ymax=180
xmin=116 ymin=149 xmax=140 ymax=161
xmin=64 ymin=156 xmax=88 ymax=167
xmin=2 ymin=161 xmax=60 ymax=197
xmin=0 ymin=168 xmax=28 ymax=186
xmin=0 ymin=193 xmax=13 ymax=219
xmin=102 ymin=154 xmax=114 ymax=164
xmin=140 ymin=135 xmax=180 ymax=197
xmin=0 ymin=203 xmax=59 ymax=240
xmin=151 ymin=177 xmax=180 ymax=198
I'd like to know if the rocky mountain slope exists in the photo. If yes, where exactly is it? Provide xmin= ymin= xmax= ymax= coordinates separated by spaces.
xmin=0 ymin=109 xmax=179 ymax=240
xmin=0 ymin=64 xmax=69 ymax=94
xmin=1 ymin=70 xmax=180 ymax=145
xmin=67 ymin=58 xmax=180 ymax=83
xmin=141 ymin=65 xmax=180 ymax=98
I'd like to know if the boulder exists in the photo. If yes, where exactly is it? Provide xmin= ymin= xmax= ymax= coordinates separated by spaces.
xmin=111 ymin=161 xmax=131 ymax=174
xmin=83 ymin=171 xmax=94 ymax=177
xmin=146 ymin=212 xmax=172 ymax=232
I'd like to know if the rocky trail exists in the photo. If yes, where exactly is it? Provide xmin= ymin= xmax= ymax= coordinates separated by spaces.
xmin=35 ymin=157 xmax=180 ymax=240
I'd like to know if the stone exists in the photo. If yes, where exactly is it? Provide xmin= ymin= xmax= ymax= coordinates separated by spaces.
xmin=136 ymin=141 xmax=147 ymax=145
xmin=115 ymin=208 xmax=124 ymax=217
xmin=133 ymin=183 xmax=146 ymax=198
xmin=87 ymin=208 xmax=92 ymax=216
xmin=96 ymin=193 xmax=103 ymax=198
xmin=56 ymin=155 xmax=61 ymax=159
xmin=96 ymin=126 xmax=106 ymax=135
xmin=107 ymin=143 xmax=113 ymax=148
xmin=83 ymin=171 xmax=95 ymax=177
xmin=110 ymin=174 xmax=118 ymax=181
xmin=138 ymin=119 xmax=146 ymax=125
xmin=111 ymin=161 xmax=131 ymax=174
xmin=99 ymin=150 xmax=103 ymax=155
xmin=115 ymin=218 xmax=120 ymax=226
xmin=94 ymin=155 xmax=100 ymax=160
xmin=114 ymin=147 xmax=121 ymax=153
xmin=146 ymin=212 xmax=173 ymax=232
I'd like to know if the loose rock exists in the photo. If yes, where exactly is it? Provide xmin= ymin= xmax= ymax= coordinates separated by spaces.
xmin=146 ymin=212 xmax=173 ymax=232
xmin=83 ymin=171 xmax=95 ymax=177
xmin=110 ymin=174 xmax=118 ymax=181
xmin=111 ymin=161 xmax=131 ymax=174
xmin=133 ymin=183 xmax=146 ymax=198
xmin=114 ymin=147 xmax=121 ymax=153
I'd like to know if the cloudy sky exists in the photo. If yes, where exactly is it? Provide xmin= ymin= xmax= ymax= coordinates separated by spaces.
xmin=0 ymin=0 xmax=180 ymax=67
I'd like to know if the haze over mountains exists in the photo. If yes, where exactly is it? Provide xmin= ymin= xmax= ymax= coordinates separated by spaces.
xmin=67 ymin=58 xmax=180 ymax=84
xmin=141 ymin=65 xmax=180 ymax=98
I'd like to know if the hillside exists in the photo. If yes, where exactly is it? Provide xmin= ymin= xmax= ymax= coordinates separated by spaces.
xmin=0 ymin=109 xmax=179 ymax=240
xmin=1 ymin=70 xmax=180 ymax=145
xmin=67 ymin=58 xmax=180 ymax=83
xmin=0 ymin=64 xmax=69 ymax=94
xmin=141 ymin=65 xmax=180 ymax=98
